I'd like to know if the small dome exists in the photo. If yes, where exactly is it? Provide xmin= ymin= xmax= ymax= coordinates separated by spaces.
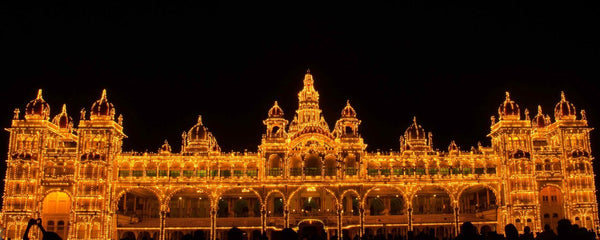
xmin=188 ymin=115 xmax=208 ymax=141
xmin=554 ymin=91 xmax=577 ymax=120
xmin=90 ymin=89 xmax=115 ymax=119
xmin=25 ymin=89 xmax=50 ymax=120
xmin=52 ymin=104 xmax=72 ymax=129
xmin=268 ymin=101 xmax=284 ymax=118
xmin=498 ymin=92 xmax=520 ymax=120
xmin=341 ymin=100 xmax=357 ymax=118
xmin=404 ymin=117 xmax=426 ymax=140
xmin=532 ymin=105 xmax=550 ymax=128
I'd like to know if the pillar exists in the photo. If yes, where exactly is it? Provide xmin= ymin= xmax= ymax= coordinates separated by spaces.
xmin=261 ymin=207 xmax=267 ymax=235
xmin=408 ymin=207 xmax=413 ymax=231
xmin=359 ymin=206 xmax=365 ymax=237
xmin=337 ymin=207 xmax=343 ymax=240
xmin=159 ymin=210 xmax=166 ymax=240
xmin=284 ymin=206 xmax=290 ymax=228
xmin=210 ymin=207 xmax=217 ymax=240
xmin=453 ymin=205 xmax=460 ymax=237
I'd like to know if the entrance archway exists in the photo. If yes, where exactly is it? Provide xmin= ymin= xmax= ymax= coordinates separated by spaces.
xmin=298 ymin=220 xmax=325 ymax=240
xmin=41 ymin=191 xmax=71 ymax=240
xmin=539 ymin=186 xmax=564 ymax=232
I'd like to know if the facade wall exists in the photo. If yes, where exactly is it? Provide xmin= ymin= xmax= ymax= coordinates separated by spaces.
xmin=1 ymin=75 xmax=598 ymax=240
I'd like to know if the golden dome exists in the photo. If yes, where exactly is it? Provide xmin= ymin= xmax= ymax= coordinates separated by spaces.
xmin=188 ymin=115 xmax=208 ymax=141
xmin=498 ymin=91 xmax=520 ymax=120
xmin=268 ymin=101 xmax=284 ymax=118
xmin=404 ymin=117 xmax=426 ymax=140
xmin=554 ymin=91 xmax=577 ymax=120
xmin=25 ymin=89 xmax=50 ymax=120
xmin=341 ymin=100 xmax=357 ymax=118
xmin=90 ymin=89 xmax=115 ymax=119
xmin=52 ymin=104 xmax=72 ymax=129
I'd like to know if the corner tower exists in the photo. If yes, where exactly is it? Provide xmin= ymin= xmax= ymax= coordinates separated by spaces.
xmin=76 ymin=90 xmax=126 ymax=239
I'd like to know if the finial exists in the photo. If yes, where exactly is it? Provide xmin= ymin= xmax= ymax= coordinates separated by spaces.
xmin=524 ymin=108 xmax=530 ymax=120
xmin=505 ymin=91 xmax=510 ymax=100
xmin=13 ymin=108 xmax=20 ymax=120
xmin=61 ymin=104 xmax=67 ymax=113
xmin=491 ymin=116 xmax=496 ymax=125
xmin=164 ymin=139 xmax=169 ymax=144
xmin=560 ymin=91 xmax=566 ymax=101
xmin=306 ymin=68 xmax=311 ymax=74
xmin=36 ymin=89 xmax=43 ymax=100
xmin=537 ymin=105 xmax=542 ymax=114
xmin=413 ymin=116 xmax=417 ymax=124
xmin=197 ymin=115 xmax=203 ymax=124
xmin=581 ymin=109 xmax=587 ymax=120
xmin=118 ymin=114 xmax=123 ymax=125
xmin=274 ymin=100 xmax=279 ymax=106
xmin=80 ymin=108 xmax=86 ymax=120
xmin=101 ymin=89 xmax=107 ymax=100
xmin=346 ymin=100 xmax=351 ymax=106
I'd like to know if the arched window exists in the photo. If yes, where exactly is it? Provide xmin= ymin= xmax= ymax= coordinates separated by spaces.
xmin=47 ymin=220 xmax=55 ymax=231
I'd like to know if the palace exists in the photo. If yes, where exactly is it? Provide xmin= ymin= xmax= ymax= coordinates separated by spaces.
xmin=1 ymin=70 xmax=598 ymax=240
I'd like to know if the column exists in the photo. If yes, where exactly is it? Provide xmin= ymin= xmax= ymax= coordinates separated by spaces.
xmin=359 ymin=206 xmax=365 ymax=237
xmin=261 ymin=207 xmax=267 ymax=235
xmin=159 ymin=210 xmax=166 ymax=240
xmin=337 ymin=207 xmax=343 ymax=240
xmin=453 ymin=205 xmax=460 ymax=237
xmin=284 ymin=206 xmax=290 ymax=228
xmin=408 ymin=207 xmax=413 ymax=232
xmin=210 ymin=207 xmax=217 ymax=240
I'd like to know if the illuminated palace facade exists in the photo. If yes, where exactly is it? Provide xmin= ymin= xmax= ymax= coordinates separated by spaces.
xmin=1 ymin=71 xmax=598 ymax=240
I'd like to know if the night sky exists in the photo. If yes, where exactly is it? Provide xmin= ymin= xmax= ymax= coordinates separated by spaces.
xmin=1 ymin=1 xmax=599 ymax=203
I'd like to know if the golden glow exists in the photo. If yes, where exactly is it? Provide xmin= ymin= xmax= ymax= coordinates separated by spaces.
xmin=1 ymin=80 xmax=597 ymax=240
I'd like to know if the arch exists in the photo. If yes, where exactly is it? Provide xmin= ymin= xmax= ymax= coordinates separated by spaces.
xmin=183 ymin=162 xmax=195 ymax=178
xmin=132 ymin=162 xmax=145 ymax=177
xmin=340 ymin=189 xmax=361 ymax=216
xmin=344 ymin=154 xmax=358 ymax=176
xmin=217 ymin=187 xmax=263 ymax=218
xmin=137 ymin=231 xmax=152 ymax=240
xmin=146 ymin=162 xmax=157 ymax=177
xmin=168 ymin=188 xmax=211 ymax=218
xmin=287 ymin=186 xmax=338 ymax=217
xmin=412 ymin=186 xmax=453 ymax=215
xmin=289 ymin=155 xmax=302 ymax=177
xmin=304 ymin=153 xmax=322 ymax=176
xmin=268 ymin=154 xmax=283 ymax=176
xmin=115 ymin=187 xmax=163 ymax=205
xmin=121 ymin=231 xmax=136 ymax=240
xmin=458 ymin=185 xmax=498 ymax=222
xmin=265 ymin=190 xmax=285 ymax=217
xmin=158 ymin=162 xmax=169 ymax=177
xmin=41 ymin=191 xmax=71 ymax=240
xmin=539 ymin=185 xmax=564 ymax=232
xmin=246 ymin=162 xmax=259 ymax=178
xmin=116 ymin=188 xmax=162 ymax=226
xmin=324 ymin=155 xmax=337 ymax=177
xmin=363 ymin=186 xmax=408 ymax=217
xmin=164 ymin=186 xmax=211 ymax=206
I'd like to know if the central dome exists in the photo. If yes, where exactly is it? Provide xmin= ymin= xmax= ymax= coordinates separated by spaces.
xmin=498 ymin=92 xmax=520 ymax=120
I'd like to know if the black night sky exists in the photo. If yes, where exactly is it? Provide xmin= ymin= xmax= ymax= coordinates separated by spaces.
xmin=1 ymin=1 xmax=599 ymax=205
